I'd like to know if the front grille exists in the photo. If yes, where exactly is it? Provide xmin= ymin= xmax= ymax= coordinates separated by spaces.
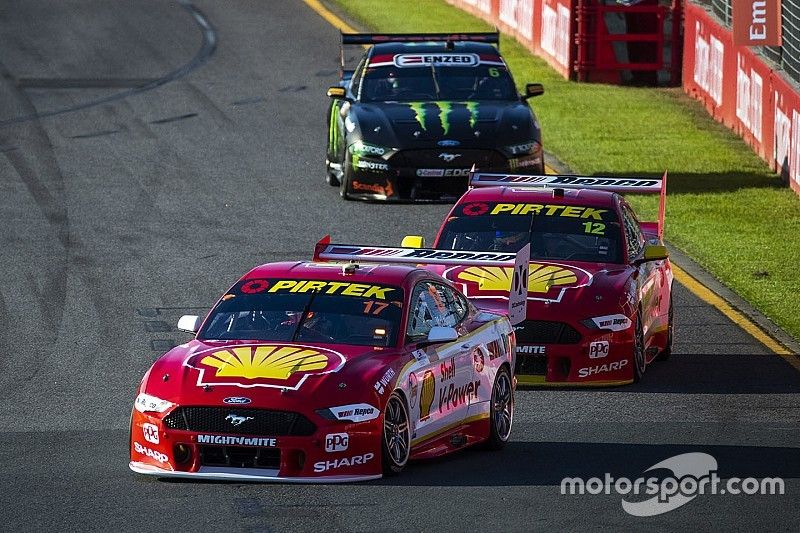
xmin=389 ymin=148 xmax=506 ymax=169
xmin=516 ymin=352 xmax=547 ymax=375
xmin=199 ymin=445 xmax=281 ymax=469
xmin=163 ymin=407 xmax=316 ymax=436
xmin=515 ymin=320 xmax=582 ymax=344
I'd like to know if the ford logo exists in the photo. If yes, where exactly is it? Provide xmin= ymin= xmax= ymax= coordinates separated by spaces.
xmin=438 ymin=139 xmax=460 ymax=147
xmin=223 ymin=397 xmax=252 ymax=405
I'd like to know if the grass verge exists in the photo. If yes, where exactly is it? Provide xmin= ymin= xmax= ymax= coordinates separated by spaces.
xmin=328 ymin=0 xmax=800 ymax=344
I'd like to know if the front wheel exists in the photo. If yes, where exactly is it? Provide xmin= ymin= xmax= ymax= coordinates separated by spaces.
xmin=339 ymin=154 xmax=354 ymax=200
xmin=381 ymin=392 xmax=411 ymax=475
xmin=483 ymin=366 xmax=514 ymax=450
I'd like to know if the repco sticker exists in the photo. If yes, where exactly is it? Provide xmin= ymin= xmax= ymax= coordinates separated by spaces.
xmin=445 ymin=263 xmax=592 ymax=303
xmin=186 ymin=343 xmax=345 ymax=390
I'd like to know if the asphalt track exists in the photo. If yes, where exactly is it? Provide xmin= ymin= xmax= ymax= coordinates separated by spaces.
xmin=0 ymin=1 xmax=797 ymax=531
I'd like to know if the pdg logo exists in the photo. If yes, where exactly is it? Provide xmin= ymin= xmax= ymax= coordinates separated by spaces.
xmin=325 ymin=433 xmax=349 ymax=453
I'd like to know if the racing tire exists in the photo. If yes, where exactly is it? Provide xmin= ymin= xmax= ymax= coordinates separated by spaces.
xmin=482 ymin=365 xmax=514 ymax=450
xmin=633 ymin=310 xmax=646 ymax=383
xmin=656 ymin=295 xmax=674 ymax=361
xmin=381 ymin=391 xmax=411 ymax=476
xmin=339 ymin=154 xmax=354 ymax=200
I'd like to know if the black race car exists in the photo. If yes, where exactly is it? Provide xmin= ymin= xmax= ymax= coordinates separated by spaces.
xmin=325 ymin=32 xmax=545 ymax=202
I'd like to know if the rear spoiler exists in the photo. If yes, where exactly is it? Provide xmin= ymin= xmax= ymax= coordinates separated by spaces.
xmin=313 ymin=236 xmax=528 ymax=325
xmin=470 ymin=171 xmax=668 ymax=239
xmin=341 ymin=32 xmax=500 ymax=46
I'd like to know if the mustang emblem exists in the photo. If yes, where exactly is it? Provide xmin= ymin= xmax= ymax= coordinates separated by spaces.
xmin=438 ymin=153 xmax=461 ymax=162
xmin=226 ymin=414 xmax=254 ymax=426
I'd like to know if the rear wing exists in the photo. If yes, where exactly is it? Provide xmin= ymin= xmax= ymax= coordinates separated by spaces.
xmin=469 ymin=171 xmax=668 ymax=239
xmin=313 ymin=236 xmax=527 ymax=325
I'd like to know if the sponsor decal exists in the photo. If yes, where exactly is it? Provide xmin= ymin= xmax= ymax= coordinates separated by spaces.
xmin=416 ymin=168 xmax=471 ymax=177
xmin=320 ymin=245 xmax=516 ymax=264
xmin=352 ymin=180 xmax=394 ymax=196
xmin=589 ymin=341 xmax=610 ymax=359
xmin=197 ymin=434 xmax=277 ymax=447
xmin=409 ymin=373 xmax=419 ymax=408
xmin=461 ymin=202 xmax=490 ymax=216
xmin=374 ymin=367 xmax=396 ymax=395
xmin=516 ymin=345 xmax=545 ymax=355
xmin=419 ymin=370 xmax=436 ymax=420
xmin=226 ymin=413 xmax=254 ymax=426
xmin=473 ymin=348 xmax=485 ymax=372
xmin=438 ymin=380 xmax=481 ymax=413
xmin=587 ymin=314 xmax=631 ymax=332
xmin=134 ymin=442 xmax=168 ymax=464
xmin=355 ymin=159 xmax=389 ymax=171
xmin=488 ymin=203 xmax=607 ymax=218
xmin=508 ymin=157 xmax=542 ymax=170
xmin=411 ymin=349 xmax=429 ymax=365
xmin=324 ymin=433 xmax=349 ymax=453
xmin=541 ymin=4 xmax=570 ymax=68
xmin=330 ymin=403 xmax=380 ymax=423
xmin=438 ymin=139 xmax=460 ymax=147
xmin=313 ymin=452 xmax=375 ymax=473
xmin=266 ymin=280 xmax=395 ymax=299
xmin=471 ymin=174 xmax=662 ymax=193
xmin=142 ymin=423 xmax=160 ymax=445
xmin=241 ymin=279 xmax=270 ymax=294
xmin=578 ymin=359 xmax=628 ymax=378
xmin=732 ymin=0 xmax=781 ymax=46
xmin=349 ymin=142 xmax=386 ymax=156
xmin=394 ymin=53 xmax=480 ymax=68
xmin=499 ymin=0 xmax=534 ymax=41
xmin=735 ymin=54 xmax=763 ymax=142
xmin=187 ymin=343 xmax=345 ymax=390
xmin=439 ymin=357 xmax=456 ymax=382
xmin=449 ymin=263 xmax=591 ymax=303
xmin=487 ymin=338 xmax=507 ymax=359
xmin=223 ymin=396 xmax=252 ymax=405
xmin=404 ymin=101 xmax=480 ymax=134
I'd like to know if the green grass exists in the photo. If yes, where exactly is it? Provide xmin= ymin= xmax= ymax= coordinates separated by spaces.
xmin=330 ymin=0 xmax=800 ymax=342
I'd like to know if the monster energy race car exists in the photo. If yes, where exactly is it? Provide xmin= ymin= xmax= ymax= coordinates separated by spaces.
xmin=325 ymin=32 xmax=545 ymax=201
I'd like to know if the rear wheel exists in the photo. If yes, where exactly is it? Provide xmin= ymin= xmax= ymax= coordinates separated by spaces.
xmin=483 ymin=366 xmax=514 ymax=450
xmin=633 ymin=311 xmax=646 ymax=382
xmin=656 ymin=295 xmax=674 ymax=361
xmin=339 ymin=154 xmax=354 ymax=200
xmin=381 ymin=392 xmax=410 ymax=475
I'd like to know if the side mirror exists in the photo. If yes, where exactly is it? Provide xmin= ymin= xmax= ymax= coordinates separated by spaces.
xmin=401 ymin=235 xmax=425 ymax=248
xmin=327 ymin=86 xmax=347 ymax=99
xmin=426 ymin=326 xmax=459 ymax=344
xmin=177 ymin=315 xmax=202 ymax=334
xmin=637 ymin=244 xmax=669 ymax=264
xmin=522 ymin=83 xmax=544 ymax=99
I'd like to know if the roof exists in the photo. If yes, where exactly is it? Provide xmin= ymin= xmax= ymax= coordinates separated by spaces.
xmin=242 ymin=261 xmax=421 ymax=287
xmin=457 ymin=186 xmax=619 ymax=210
xmin=370 ymin=41 xmax=500 ymax=55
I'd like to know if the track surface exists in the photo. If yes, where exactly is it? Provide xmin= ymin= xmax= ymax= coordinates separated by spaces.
xmin=0 ymin=1 xmax=797 ymax=530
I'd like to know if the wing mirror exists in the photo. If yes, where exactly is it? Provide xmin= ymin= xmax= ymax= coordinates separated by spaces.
xmin=401 ymin=235 xmax=425 ymax=248
xmin=327 ymin=86 xmax=347 ymax=99
xmin=522 ymin=83 xmax=544 ymax=100
xmin=177 ymin=315 xmax=202 ymax=334
xmin=426 ymin=327 xmax=459 ymax=344
xmin=636 ymin=244 xmax=669 ymax=264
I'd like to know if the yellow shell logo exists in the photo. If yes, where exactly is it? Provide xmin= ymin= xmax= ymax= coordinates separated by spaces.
xmin=457 ymin=264 xmax=578 ymax=294
xmin=190 ymin=344 xmax=344 ymax=389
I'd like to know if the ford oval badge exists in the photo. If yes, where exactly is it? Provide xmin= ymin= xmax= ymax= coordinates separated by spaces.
xmin=438 ymin=139 xmax=460 ymax=147
xmin=223 ymin=396 xmax=252 ymax=405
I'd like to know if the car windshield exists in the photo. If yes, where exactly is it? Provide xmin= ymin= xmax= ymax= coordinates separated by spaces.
xmin=198 ymin=278 xmax=404 ymax=347
xmin=360 ymin=64 xmax=516 ymax=102
xmin=437 ymin=202 xmax=623 ymax=263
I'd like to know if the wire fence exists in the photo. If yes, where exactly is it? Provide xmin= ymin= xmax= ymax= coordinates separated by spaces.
xmin=704 ymin=0 xmax=800 ymax=85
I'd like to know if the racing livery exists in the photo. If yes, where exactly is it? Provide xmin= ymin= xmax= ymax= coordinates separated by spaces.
xmin=130 ymin=246 xmax=526 ymax=482
xmin=325 ymin=32 xmax=544 ymax=201
xmin=399 ymin=172 xmax=674 ymax=386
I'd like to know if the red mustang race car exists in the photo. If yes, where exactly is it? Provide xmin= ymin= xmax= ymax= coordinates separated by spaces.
xmin=130 ymin=245 xmax=526 ymax=482
xmin=400 ymin=172 xmax=673 ymax=386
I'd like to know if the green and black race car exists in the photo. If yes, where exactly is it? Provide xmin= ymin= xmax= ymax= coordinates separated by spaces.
xmin=325 ymin=32 xmax=545 ymax=202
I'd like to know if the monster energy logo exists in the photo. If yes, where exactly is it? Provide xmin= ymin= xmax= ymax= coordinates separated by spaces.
xmin=405 ymin=102 xmax=480 ymax=134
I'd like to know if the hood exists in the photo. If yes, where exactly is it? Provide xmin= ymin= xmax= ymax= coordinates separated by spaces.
xmin=139 ymin=340 xmax=400 ymax=408
xmin=349 ymin=100 xmax=539 ymax=149
xmin=426 ymin=260 xmax=636 ymax=317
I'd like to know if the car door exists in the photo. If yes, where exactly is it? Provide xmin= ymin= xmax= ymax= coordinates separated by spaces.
xmin=404 ymin=280 xmax=473 ymax=442
xmin=621 ymin=204 xmax=659 ymax=343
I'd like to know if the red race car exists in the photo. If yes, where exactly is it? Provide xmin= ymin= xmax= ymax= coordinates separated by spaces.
xmin=400 ymin=172 xmax=674 ymax=386
xmin=130 ymin=245 xmax=527 ymax=482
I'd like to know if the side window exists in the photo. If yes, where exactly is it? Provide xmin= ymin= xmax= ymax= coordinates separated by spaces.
xmin=406 ymin=281 xmax=462 ymax=338
xmin=621 ymin=205 xmax=645 ymax=262
xmin=436 ymin=283 xmax=469 ymax=325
